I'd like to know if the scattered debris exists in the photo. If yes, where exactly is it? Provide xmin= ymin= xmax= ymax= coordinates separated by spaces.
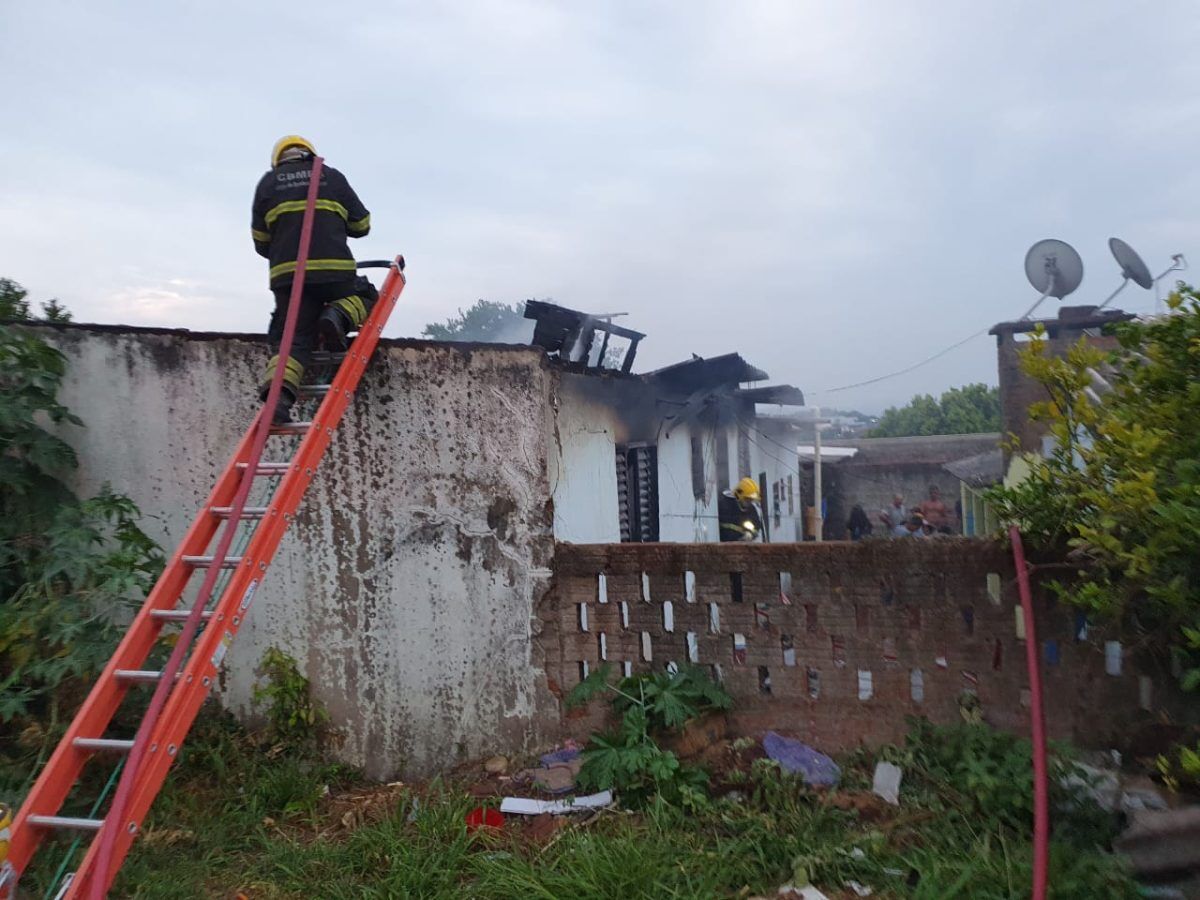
xmin=509 ymin=743 xmax=584 ymax=794
xmin=1119 ymin=775 xmax=1170 ymax=812
xmin=500 ymin=790 xmax=614 ymax=816
xmin=821 ymin=791 xmax=890 ymax=822
xmin=844 ymin=880 xmax=874 ymax=896
xmin=1115 ymin=806 xmax=1200 ymax=877
xmin=762 ymin=732 xmax=840 ymax=787
xmin=483 ymin=755 xmax=509 ymax=775
xmin=872 ymin=762 xmax=903 ymax=806
xmin=1062 ymin=762 xmax=1121 ymax=811
xmin=464 ymin=806 xmax=504 ymax=833
xmin=774 ymin=885 xmax=830 ymax=900
xmin=526 ymin=812 xmax=566 ymax=844
xmin=1136 ymin=887 xmax=1187 ymax=899
xmin=540 ymin=741 xmax=581 ymax=766
xmin=323 ymin=782 xmax=408 ymax=834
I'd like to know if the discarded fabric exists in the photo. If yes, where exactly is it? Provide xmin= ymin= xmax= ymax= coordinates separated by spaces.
xmin=762 ymin=732 xmax=840 ymax=787
xmin=540 ymin=746 xmax=582 ymax=767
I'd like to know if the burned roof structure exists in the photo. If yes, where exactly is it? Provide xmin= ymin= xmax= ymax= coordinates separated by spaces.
xmin=524 ymin=300 xmax=645 ymax=373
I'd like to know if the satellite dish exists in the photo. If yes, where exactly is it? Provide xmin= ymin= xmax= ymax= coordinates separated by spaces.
xmin=1021 ymin=239 xmax=1083 ymax=318
xmin=1108 ymin=238 xmax=1153 ymax=289
xmin=1024 ymin=239 xmax=1084 ymax=298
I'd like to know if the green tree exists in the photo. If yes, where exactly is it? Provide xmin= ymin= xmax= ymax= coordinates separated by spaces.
xmin=0 ymin=282 xmax=161 ymax=769
xmin=987 ymin=285 xmax=1200 ymax=690
xmin=870 ymin=383 xmax=1000 ymax=437
xmin=421 ymin=299 xmax=527 ymax=342
xmin=1 ymin=277 xmax=72 ymax=324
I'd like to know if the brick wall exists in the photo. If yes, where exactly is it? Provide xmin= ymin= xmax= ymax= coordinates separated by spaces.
xmin=994 ymin=308 xmax=1131 ymax=456
xmin=544 ymin=540 xmax=1169 ymax=751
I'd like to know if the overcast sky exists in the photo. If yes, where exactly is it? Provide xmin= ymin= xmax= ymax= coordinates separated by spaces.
xmin=3 ymin=1 xmax=1197 ymax=412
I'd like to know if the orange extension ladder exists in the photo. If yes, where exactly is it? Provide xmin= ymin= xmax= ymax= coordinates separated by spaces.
xmin=2 ymin=156 xmax=406 ymax=898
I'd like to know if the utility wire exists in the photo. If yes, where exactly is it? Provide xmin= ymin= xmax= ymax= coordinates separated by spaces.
xmin=815 ymin=325 xmax=993 ymax=395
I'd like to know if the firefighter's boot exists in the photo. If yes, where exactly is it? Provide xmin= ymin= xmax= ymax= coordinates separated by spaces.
xmin=318 ymin=278 xmax=379 ymax=351
xmin=317 ymin=304 xmax=353 ymax=352
xmin=259 ymin=354 xmax=303 ymax=424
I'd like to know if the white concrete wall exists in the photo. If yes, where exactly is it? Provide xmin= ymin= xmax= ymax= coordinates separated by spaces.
xmin=39 ymin=325 xmax=559 ymax=779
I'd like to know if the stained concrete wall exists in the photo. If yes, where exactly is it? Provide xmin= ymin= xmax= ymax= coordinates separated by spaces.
xmin=37 ymin=323 xmax=560 ymax=779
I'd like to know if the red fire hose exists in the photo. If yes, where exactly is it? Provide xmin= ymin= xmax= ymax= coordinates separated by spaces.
xmin=1010 ymin=525 xmax=1049 ymax=900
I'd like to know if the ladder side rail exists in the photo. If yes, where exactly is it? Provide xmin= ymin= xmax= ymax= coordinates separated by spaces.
xmin=66 ymin=258 xmax=405 ymax=897
xmin=83 ymin=159 xmax=330 ymax=900
xmin=7 ymin=423 xmax=258 ymax=876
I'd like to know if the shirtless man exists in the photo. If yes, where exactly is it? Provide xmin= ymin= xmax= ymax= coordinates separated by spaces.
xmin=918 ymin=485 xmax=952 ymax=534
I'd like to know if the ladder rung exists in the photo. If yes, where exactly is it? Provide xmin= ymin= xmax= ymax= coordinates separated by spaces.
xmin=270 ymin=422 xmax=312 ymax=435
xmin=298 ymin=383 xmax=331 ymax=396
xmin=73 ymin=737 xmax=135 ymax=753
xmin=236 ymin=461 xmax=291 ymax=476
xmin=308 ymin=352 xmax=347 ymax=364
xmin=210 ymin=506 xmax=268 ymax=519
xmin=29 ymin=815 xmax=105 ymax=832
xmin=183 ymin=555 xmax=242 ymax=568
xmin=150 ymin=609 xmax=213 ymax=622
xmin=115 ymin=669 xmax=164 ymax=683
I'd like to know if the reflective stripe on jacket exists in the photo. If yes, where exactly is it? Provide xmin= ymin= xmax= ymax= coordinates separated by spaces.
xmin=251 ymin=159 xmax=370 ymax=288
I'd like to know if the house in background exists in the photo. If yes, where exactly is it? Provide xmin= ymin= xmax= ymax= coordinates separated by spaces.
xmin=531 ymin=301 xmax=806 ymax=544
xmin=812 ymin=433 xmax=1001 ymax=539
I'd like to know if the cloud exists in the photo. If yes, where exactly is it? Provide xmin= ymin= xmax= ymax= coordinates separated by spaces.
xmin=3 ymin=0 xmax=1200 ymax=411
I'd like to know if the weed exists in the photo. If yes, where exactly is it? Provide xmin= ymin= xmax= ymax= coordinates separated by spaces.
xmin=77 ymin=715 xmax=1140 ymax=899
xmin=566 ymin=663 xmax=730 ymax=808
xmin=253 ymin=646 xmax=329 ymax=750
xmin=1157 ymin=738 xmax=1200 ymax=795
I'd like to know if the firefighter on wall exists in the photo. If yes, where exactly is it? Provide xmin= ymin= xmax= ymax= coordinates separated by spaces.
xmin=718 ymin=477 xmax=764 ymax=542
xmin=252 ymin=135 xmax=377 ymax=423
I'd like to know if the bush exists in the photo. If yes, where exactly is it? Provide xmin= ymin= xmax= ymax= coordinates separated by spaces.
xmin=0 ymin=285 xmax=162 ymax=794
xmin=987 ymin=285 xmax=1200 ymax=690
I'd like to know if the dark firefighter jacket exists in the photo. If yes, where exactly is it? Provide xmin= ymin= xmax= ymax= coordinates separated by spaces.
xmin=251 ymin=159 xmax=370 ymax=288
xmin=718 ymin=492 xmax=762 ymax=542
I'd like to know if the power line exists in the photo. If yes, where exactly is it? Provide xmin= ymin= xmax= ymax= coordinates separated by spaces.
xmin=814 ymin=325 xmax=993 ymax=395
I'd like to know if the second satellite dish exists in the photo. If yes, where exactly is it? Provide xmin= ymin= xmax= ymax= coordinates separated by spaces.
xmin=1024 ymin=239 xmax=1084 ymax=299
xmin=1108 ymin=238 xmax=1153 ymax=290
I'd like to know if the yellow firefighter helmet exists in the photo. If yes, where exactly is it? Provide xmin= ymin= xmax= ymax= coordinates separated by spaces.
xmin=733 ymin=477 xmax=760 ymax=503
xmin=271 ymin=135 xmax=316 ymax=167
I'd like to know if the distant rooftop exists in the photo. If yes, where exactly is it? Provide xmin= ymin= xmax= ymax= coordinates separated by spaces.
xmin=823 ymin=433 xmax=1001 ymax=466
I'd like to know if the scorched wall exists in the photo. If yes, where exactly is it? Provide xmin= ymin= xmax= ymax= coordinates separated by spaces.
xmin=36 ymin=323 xmax=560 ymax=778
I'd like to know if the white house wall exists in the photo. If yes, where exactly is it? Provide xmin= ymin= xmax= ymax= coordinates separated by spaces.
xmin=549 ymin=380 xmax=621 ymax=543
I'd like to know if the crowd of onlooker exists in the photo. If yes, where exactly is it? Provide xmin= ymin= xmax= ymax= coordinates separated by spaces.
xmin=845 ymin=485 xmax=956 ymax=540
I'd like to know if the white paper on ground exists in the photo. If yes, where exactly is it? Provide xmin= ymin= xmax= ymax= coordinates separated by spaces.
xmin=500 ymin=790 xmax=614 ymax=815
xmin=775 ymin=887 xmax=829 ymax=900
xmin=872 ymin=761 xmax=903 ymax=806
xmin=1105 ymin=640 xmax=1123 ymax=676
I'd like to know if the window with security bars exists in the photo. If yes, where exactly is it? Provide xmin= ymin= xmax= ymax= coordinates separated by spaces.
xmin=616 ymin=444 xmax=660 ymax=542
